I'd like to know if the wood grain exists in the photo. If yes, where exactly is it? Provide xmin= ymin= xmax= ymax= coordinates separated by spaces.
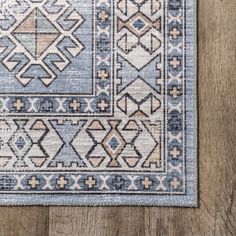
xmin=0 ymin=0 xmax=235 ymax=235
xmin=49 ymin=207 xmax=145 ymax=236
xmin=0 ymin=207 xmax=48 ymax=236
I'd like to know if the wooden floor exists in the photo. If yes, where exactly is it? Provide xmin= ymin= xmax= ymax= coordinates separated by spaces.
xmin=0 ymin=0 xmax=235 ymax=235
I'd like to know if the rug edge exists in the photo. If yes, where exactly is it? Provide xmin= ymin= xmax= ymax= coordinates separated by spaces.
xmin=0 ymin=0 xmax=198 ymax=207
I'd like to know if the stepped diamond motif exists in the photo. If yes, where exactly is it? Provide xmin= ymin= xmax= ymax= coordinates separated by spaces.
xmin=102 ymin=121 xmax=126 ymax=167
xmin=128 ymin=13 xmax=152 ymax=37
xmin=12 ymin=8 xmax=60 ymax=59
xmin=9 ymin=130 xmax=32 ymax=159
xmin=1 ymin=3 xmax=85 ymax=87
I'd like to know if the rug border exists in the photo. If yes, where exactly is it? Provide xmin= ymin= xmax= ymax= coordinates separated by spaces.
xmin=0 ymin=0 xmax=198 ymax=207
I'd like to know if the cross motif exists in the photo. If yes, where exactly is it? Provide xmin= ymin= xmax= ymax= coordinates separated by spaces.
xmin=98 ymin=100 xmax=109 ymax=111
xmin=170 ymin=27 xmax=180 ymax=39
xmin=141 ymin=177 xmax=152 ymax=189
xmin=13 ymin=99 xmax=24 ymax=111
xmin=57 ymin=176 xmax=68 ymax=189
xmin=70 ymin=99 xmax=80 ymax=111
xmin=170 ymin=177 xmax=181 ymax=190
xmin=98 ymin=70 xmax=109 ymax=81
xmin=170 ymin=146 xmax=180 ymax=159
xmin=28 ymin=176 xmax=39 ymax=189
xmin=98 ymin=11 xmax=109 ymax=22
xmin=170 ymin=57 xmax=181 ymax=68
xmin=112 ymin=176 xmax=125 ymax=190
xmin=85 ymin=176 xmax=96 ymax=189
xmin=170 ymin=86 xmax=181 ymax=98
xmin=41 ymin=99 xmax=53 ymax=112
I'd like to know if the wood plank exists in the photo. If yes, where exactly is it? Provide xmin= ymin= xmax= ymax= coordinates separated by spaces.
xmin=49 ymin=207 xmax=145 ymax=236
xmin=0 ymin=207 xmax=49 ymax=236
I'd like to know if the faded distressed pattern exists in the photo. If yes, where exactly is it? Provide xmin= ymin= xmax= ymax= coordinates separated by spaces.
xmin=0 ymin=0 xmax=197 ymax=206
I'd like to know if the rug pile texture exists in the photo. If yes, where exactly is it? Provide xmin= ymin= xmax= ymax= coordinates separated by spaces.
xmin=0 ymin=0 xmax=197 ymax=206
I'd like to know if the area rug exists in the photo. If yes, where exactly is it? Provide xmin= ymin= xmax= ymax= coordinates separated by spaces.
xmin=0 ymin=0 xmax=197 ymax=206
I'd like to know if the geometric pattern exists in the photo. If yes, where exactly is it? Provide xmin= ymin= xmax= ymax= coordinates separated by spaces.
xmin=0 ymin=0 xmax=113 ymax=115
xmin=117 ymin=1 xmax=162 ymax=70
xmin=3 ymin=3 xmax=84 ymax=86
xmin=0 ymin=0 xmax=197 ymax=206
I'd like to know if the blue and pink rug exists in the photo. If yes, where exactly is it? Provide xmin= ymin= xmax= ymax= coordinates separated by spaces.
xmin=0 ymin=0 xmax=197 ymax=206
